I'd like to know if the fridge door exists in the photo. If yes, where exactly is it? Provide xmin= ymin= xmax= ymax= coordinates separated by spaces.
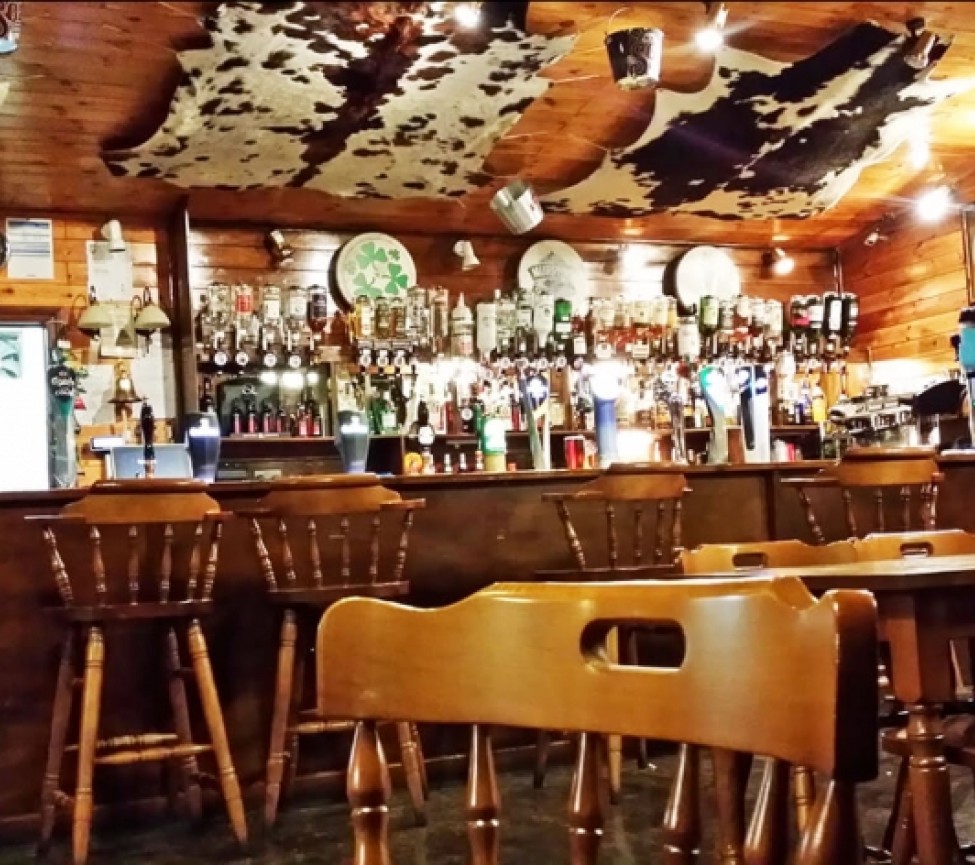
xmin=0 ymin=324 xmax=51 ymax=490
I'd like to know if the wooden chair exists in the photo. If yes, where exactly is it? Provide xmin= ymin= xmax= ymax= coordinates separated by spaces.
xmin=852 ymin=528 xmax=975 ymax=561
xmin=315 ymin=577 xmax=879 ymax=865
xmin=536 ymin=465 xmax=687 ymax=796
xmin=240 ymin=474 xmax=428 ymax=829
xmin=791 ymin=449 xmax=941 ymax=545
xmin=679 ymin=537 xmax=860 ymax=844
xmin=29 ymin=480 xmax=247 ymax=865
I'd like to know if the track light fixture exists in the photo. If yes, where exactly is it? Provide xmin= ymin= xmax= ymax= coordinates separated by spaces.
xmin=904 ymin=17 xmax=939 ymax=70
xmin=454 ymin=1 xmax=482 ymax=29
xmin=696 ymin=2 xmax=728 ymax=53
xmin=763 ymin=247 xmax=795 ymax=277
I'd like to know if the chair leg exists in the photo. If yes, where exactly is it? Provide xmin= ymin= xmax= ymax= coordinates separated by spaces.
xmin=265 ymin=609 xmax=298 ymax=829
xmin=38 ymin=632 xmax=76 ymax=857
xmin=621 ymin=627 xmax=649 ymax=769
xmin=606 ymin=628 xmax=623 ymax=803
xmin=881 ymin=757 xmax=908 ymax=853
xmin=890 ymin=765 xmax=916 ymax=865
xmin=186 ymin=620 xmax=248 ymax=848
xmin=72 ymin=626 xmax=104 ymax=865
xmin=411 ymin=723 xmax=429 ymax=799
xmin=793 ymin=766 xmax=817 ymax=834
xmin=282 ymin=642 xmax=306 ymax=803
xmin=164 ymin=626 xmax=204 ymax=825
xmin=533 ymin=730 xmax=551 ymax=789
xmin=395 ymin=721 xmax=427 ymax=827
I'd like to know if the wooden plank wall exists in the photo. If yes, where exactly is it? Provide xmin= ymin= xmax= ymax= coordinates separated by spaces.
xmin=839 ymin=213 xmax=968 ymax=365
xmin=188 ymin=225 xmax=837 ymax=313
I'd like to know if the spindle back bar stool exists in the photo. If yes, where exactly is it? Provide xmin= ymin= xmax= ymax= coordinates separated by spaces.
xmin=30 ymin=480 xmax=247 ymax=865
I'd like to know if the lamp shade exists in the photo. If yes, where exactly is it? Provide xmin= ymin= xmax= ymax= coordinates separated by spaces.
xmin=134 ymin=301 xmax=171 ymax=335
xmin=490 ymin=179 xmax=544 ymax=235
xmin=605 ymin=27 xmax=663 ymax=90
xmin=77 ymin=301 xmax=113 ymax=336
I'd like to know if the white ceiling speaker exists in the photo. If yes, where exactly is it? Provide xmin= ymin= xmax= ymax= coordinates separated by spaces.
xmin=452 ymin=240 xmax=480 ymax=271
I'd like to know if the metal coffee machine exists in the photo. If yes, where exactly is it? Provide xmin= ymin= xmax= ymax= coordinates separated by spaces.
xmin=828 ymin=386 xmax=914 ymax=451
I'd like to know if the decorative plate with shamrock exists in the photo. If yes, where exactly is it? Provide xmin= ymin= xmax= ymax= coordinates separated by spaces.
xmin=333 ymin=232 xmax=417 ymax=306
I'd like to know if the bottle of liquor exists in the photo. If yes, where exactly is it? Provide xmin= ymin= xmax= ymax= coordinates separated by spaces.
xmin=460 ymin=397 xmax=475 ymax=434
xmin=496 ymin=291 xmax=517 ymax=357
xmin=476 ymin=294 xmax=498 ymax=361
xmin=553 ymin=297 xmax=573 ymax=349
xmin=140 ymin=403 xmax=156 ymax=478
xmin=840 ymin=292 xmax=859 ymax=349
xmin=307 ymin=395 xmax=323 ymax=437
xmin=390 ymin=294 xmax=408 ymax=341
xmin=698 ymin=295 xmax=719 ymax=357
xmin=261 ymin=399 xmax=276 ymax=434
xmin=199 ymin=376 xmax=216 ymax=412
xmin=451 ymin=293 xmax=474 ymax=358
xmin=516 ymin=286 xmax=534 ymax=343
xmin=533 ymin=290 xmax=555 ymax=356
xmin=355 ymin=294 xmax=374 ymax=340
xmin=308 ymin=285 xmax=329 ymax=334
xmin=374 ymin=295 xmax=392 ymax=340
xmin=230 ymin=398 xmax=244 ymax=436
xmin=407 ymin=285 xmax=429 ymax=348
xmin=432 ymin=288 xmax=450 ymax=354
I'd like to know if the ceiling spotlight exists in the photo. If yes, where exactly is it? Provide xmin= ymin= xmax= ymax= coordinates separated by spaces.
xmin=454 ymin=2 xmax=482 ymax=29
xmin=764 ymin=247 xmax=795 ymax=277
xmin=100 ymin=219 xmax=126 ymax=253
xmin=915 ymin=185 xmax=953 ymax=223
xmin=904 ymin=18 xmax=938 ymax=70
xmin=452 ymin=239 xmax=480 ymax=271
xmin=695 ymin=2 xmax=728 ymax=53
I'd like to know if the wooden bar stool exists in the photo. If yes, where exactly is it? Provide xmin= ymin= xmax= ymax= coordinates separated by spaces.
xmin=30 ymin=480 xmax=247 ymax=865
xmin=240 ymin=475 xmax=427 ymax=829
xmin=789 ymin=448 xmax=942 ymax=545
xmin=536 ymin=465 xmax=686 ymax=799
xmin=313 ymin=576 xmax=879 ymax=865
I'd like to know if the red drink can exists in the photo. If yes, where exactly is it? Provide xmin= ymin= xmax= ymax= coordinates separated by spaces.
xmin=563 ymin=435 xmax=586 ymax=471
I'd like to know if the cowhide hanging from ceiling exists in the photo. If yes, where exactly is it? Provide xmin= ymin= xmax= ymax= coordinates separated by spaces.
xmin=545 ymin=22 xmax=972 ymax=220
xmin=103 ymin=1 xmax=574 ymax=198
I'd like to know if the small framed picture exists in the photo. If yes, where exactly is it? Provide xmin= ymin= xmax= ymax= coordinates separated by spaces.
xmin=963 ymin=205 xmax=975 ymax=305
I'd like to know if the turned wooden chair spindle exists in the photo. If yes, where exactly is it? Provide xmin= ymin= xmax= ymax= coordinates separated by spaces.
xmin=536 ymin=467 xmax=687 ymax=797
xmin=30 ymin=480 xmax=247 ymax=865
xmin=791 ymin=451 xmax=941 ymax=546
xmin=240 ymin=474 xmax=427 ymax=829
xmin=315 ymin=577 xmax=879 ymax=865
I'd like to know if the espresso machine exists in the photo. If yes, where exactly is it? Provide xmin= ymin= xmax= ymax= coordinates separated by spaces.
xmin=739 ymin=364 xmax=771 ymax=463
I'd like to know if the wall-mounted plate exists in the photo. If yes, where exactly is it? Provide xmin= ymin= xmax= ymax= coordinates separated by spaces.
xmin=333 ymin=232 xmax=417 ymax=307
xmin=673 ymin=245 xmax=741 ymax=310
xmin=518 ymin=240 xmax=587 ymax=308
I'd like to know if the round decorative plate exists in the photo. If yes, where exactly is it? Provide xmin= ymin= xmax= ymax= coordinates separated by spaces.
xmin=518 ymin=240 xmax=587 ymax=308
xmin=334 ymin=232 xmax=417 ymax=305
xmin=673 ymin=245 xmax=741 ymax=309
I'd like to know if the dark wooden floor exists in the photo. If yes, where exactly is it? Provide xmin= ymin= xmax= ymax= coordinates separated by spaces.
xmin=5 ymin=749 xmax=974 ymax=864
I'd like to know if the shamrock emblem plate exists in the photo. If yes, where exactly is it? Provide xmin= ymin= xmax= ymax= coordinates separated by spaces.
xmin=333 ymin=232 xmax=417 ymax=306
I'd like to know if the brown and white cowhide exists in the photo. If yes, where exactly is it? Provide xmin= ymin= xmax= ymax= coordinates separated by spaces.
xmin=103 ymin=1 xmax=574 ymax=198
xmin=545 ymin=22 xmax=973 ymax=220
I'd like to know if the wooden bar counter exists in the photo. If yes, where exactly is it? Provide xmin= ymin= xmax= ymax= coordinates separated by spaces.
xmin=0 ymin=456 xmax=970 ymax=834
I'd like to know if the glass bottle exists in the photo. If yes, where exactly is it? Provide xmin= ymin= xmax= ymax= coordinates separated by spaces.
xmin=451 ymin=293 xmax=474 ymax=358
xmin=553 ymin=297 xmax=573 ymax=348
xmin=698 ymin=295 xmax=719 ymax=356
xmin=308 ymin=285 xmax=329 ymax=333
xmin=476 ymin=294 xmax=498 ymax=361
xmin=496 ymin=291 xmax=517 ymax=356
xmin=374 ymin=295 xmax=392 ymax=339
xmin=261 ymin=284 xmax=282 ymax=327
xmin=841 ymin=293 xmax=859 ymax=345
xmin=516 ymin=286 xmax=534 ymax=333
xmin=355 ymin=294 xmax=374 ymax=340
xmin=407 ymin=284 xmax=429 ymax=347
xmin=390 ymin=294 xmax=408 ymax=340
xmin=533 ymin=290 xmax=555 ymax=353
xmin=432 ymin=288 xmax=450 ymax=354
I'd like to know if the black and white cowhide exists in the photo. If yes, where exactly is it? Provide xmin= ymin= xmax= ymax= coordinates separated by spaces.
xmin=545 ymin=22 xmax=971 ymax=220
xmin=103 ymin=1 xmax=574 ymax=198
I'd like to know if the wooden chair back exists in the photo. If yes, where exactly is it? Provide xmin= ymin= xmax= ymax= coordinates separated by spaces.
xmin=543 ymin=466 xmax=686 ymax=572
xmin=242 ymin=474 xmax=425 ymax=602
xmin=792 ymin=451 xmax=941 ymax=544
xmin=852 ymin=529 xmax=975 ymax=562
xmin=680 ymin=538 xmax=858 ymax=574
xmin=29 ymin=480 xmax=227 ymax=611
xmin=316 ymin=578 xmax=878 ymax=864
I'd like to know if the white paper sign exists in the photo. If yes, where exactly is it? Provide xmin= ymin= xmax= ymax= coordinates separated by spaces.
xmin=85 ymin=240 xmax=133 ymax=301
xmin=5 ymin=217 xmax=54 ymax=280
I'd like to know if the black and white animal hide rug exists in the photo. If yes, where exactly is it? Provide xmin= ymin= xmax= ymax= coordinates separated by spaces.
xmin=103 ymin=1 xmax=574 ymax=198
xmin=544 ymin=22 xmax=971 ymax=220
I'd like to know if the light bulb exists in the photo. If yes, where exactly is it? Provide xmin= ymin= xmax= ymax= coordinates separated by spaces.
xmin=454 ymin=2 xmax=481 ymax=29
xmin=773 ymin=253 xmax=795 ymax=276
xmin=915 ymin=185 xmax=952 ymax=223
xmin=695 ymin=27 xmax=724 ymax=52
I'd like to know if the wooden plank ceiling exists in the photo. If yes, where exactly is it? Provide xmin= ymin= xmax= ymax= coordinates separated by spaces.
xmin=2 ymin=1 xmax=975 ymax=248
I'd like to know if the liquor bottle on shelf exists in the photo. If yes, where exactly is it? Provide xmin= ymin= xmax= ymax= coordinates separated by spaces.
xmin=476 ymin=293 xmax=498 ymax=362
xmin=840 ymin=292 xmax=859 ymax=351
xmin=355 ymin=294 xmax=375 ymax=340
xmin=533 ymin=290 xmax=555 ymax=357
xmin=200 ymin=376 xmax=216 ymax=412
xmin=308 ymin=285 xmax=329 ymax=335
xmin=698 ymin=295 xmax=719 ymax=357
xmin=496 ymin=290 xmax=517 ymax=357
xmin=390 ymin=294 xmax=408 ymax=341
xmin=451 ymin=293 xmax=474 ymax=358
xmin=432 ymin=288 xmax=450 ymax=354
xmin=553 ymin=296 xmax=573 ymax=350
xmin=408 ymin=285 xmax=430 ymax=349
xmin=374 ymin=295 xmax=392 ymax=340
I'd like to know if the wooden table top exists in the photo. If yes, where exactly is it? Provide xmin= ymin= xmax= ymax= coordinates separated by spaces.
xmin=704 ymin=554 xmax=975 ymax=593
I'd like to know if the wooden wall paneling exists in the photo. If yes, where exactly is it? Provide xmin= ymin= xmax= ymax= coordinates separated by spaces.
xmin=840 ymin=214 xmax=967 ymax=364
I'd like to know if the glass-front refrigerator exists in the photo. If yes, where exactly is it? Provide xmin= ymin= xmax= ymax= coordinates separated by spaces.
xmin=0 ymin=324 xmax=51 ymax=491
